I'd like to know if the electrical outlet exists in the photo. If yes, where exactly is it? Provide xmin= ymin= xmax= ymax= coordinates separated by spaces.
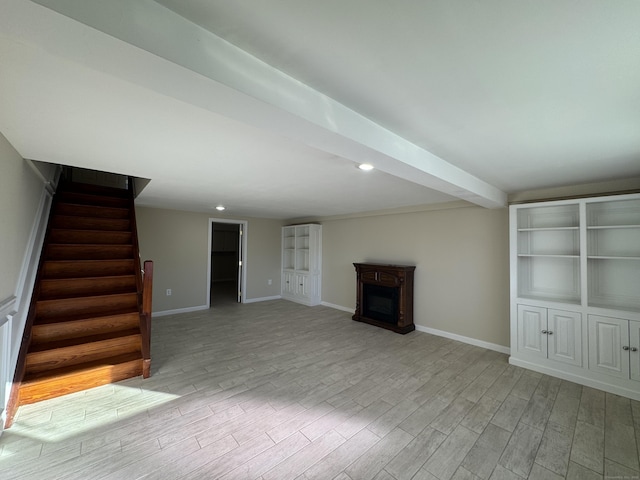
xmin=166 ymin=289 xmax=172 ymax=296
xmin=268 ymin=279 xmax=272 ymax=285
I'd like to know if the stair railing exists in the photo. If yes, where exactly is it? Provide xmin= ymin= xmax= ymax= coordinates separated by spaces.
xmin=128 ymin=178 xmax=152 ymax=378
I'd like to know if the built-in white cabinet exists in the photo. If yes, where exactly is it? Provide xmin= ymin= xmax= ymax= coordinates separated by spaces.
xmin=282 ymin=224 xmax=322 ymax=306
xmin=510 ymin=194 xmax=640 ymax=400
xmin=517 ymin=305 xmax=582 ymax=367
xmin=588 ymin=315 xmax=640 ymax=382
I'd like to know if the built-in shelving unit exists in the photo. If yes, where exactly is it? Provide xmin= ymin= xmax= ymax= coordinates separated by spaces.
xmin=510 ymin=193 xmax=640 ymax=400
xmin=586 ymin=198 xmax=640 ymax=313
xmin=281 ymin=224 xmax=322 ymax=306
xmin=516 ymin=204 xmax=581 ymax=304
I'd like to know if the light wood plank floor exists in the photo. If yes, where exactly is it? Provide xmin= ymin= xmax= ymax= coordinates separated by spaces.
xmin=1 ymin=300 xmax=639 ymax=479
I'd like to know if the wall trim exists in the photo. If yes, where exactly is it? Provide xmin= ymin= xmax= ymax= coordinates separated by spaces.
xmin=0 ymin=296 xmax=17 ymax=327
xmin=320 ymin=301 xmax=353 ymax=313
xmin=509 ymin=357 xmax=640 ymax=402
xmin=321 ymin=302 xmax=509 ymax=353
xmin=0 ymin=296 xmax=16 ymax=436
xmin=153 ymin=305 xmax=209 ymax=317
xmin=244 ymin=295 xmax=282 ymax=304
xmin=414 ymin=325 xmax=510 ymax=355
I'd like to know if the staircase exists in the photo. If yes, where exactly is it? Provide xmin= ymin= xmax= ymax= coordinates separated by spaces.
xmin=10 ymin=180 xmax=152 ymax=410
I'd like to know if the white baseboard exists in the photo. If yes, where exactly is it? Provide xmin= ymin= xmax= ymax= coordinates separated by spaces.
xmin=509 ymin=357 xmax=640 ymax=402
xmin=319 ymin=302 xmax=509 ymax=354
xmin=153 ymin=305 xmax=209 ymax=317
xmin=320 ymin=301 xmax=354 ymax=313
xmin=244 ymin=295 xmax=282 ymax=304
xmin=414 ymin=325 xmax=510 ymax=355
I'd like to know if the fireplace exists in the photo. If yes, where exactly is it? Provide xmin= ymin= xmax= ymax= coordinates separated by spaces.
xmin=363 ymin=284 xmax=399 ymax=324
xmin=353 ymin=263 xmax=415 ymax=334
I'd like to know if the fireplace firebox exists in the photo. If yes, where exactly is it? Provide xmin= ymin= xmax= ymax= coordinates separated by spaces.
xmin=353 ymin=263 xmax=415 ymax=334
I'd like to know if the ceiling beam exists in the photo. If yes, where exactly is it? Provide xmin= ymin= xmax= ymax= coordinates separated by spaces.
xmin=13 ymin=0 xmax=506 ymax=207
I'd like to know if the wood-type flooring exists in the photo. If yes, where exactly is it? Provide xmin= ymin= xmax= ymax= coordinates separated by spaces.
xmin=1 ymin=300 xmax=639 ymax=479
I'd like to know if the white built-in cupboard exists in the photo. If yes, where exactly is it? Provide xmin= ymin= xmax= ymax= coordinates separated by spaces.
xmin=509 ymin=193 xmax=640 ymax=400
xmin=282 ymin=224 xmax=322 ymax=306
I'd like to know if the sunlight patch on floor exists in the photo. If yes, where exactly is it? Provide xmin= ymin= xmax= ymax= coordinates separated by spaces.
xmin=6 ymin=385 xmax=179 ymax=445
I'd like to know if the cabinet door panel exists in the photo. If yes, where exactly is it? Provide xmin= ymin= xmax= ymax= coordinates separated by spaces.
xmin=630 ymin=320 xmax=640 ymax=382
xmin=588 ymin=315 xmax=629 ymax=379
xmin=517 ymin=305 xmax=547 ymax=358
xmin=282 ymin=272 xmax=295 ymax=296
xmin=548 ymin=309 xmax=582 ymax=367
xmin=296 ymin=274 xmax=309 ymax=298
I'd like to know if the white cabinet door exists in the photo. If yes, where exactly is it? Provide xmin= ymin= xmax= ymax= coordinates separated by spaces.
xmin=296 ymin=274 xmax=309 ymax=298
xmin=548 ymin=309 xmax=582 ymax=367
xmin=282 ymin=272 xmax=295 ymax=296
xmin=588 ymin=315 xmax=629 ymax=380
xmin=517 ymin=305 xmax=547 ymax=359
xmin=630 ymin=320 xmax=640 ymax=382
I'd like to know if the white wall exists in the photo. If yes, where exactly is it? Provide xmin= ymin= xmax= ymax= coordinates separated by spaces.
xmin=319 ymin=204 xmax=511 ymax=349
xmin=135 ymin=206 xmax=283 ymax=314
xmin=0 ymin=133 xmax=53 ymax=431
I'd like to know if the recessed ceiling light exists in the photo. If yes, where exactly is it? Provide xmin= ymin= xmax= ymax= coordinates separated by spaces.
xmin=358 ymin=163 xmax=374 ymax=171
xmin=215 ymin=205 xmax=225 ymax=211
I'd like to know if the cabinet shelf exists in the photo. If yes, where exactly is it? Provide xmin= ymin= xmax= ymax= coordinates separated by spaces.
xmin=587 ymin=225 xmax=640 ymax=230
xmin=518 ymin=254 xmax=579 ymax=258
xmin=518 ymin=227 xmax=579 ymax=232
xmin=588 ymin=256 xmax=640 ymax=260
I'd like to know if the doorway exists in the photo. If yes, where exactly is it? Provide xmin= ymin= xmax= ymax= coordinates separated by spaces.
xmin=208 ymin=219 xmax=247 ymax=307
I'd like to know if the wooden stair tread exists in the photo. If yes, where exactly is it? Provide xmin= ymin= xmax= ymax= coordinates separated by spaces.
xmin=49 ymin=229 xmax=132 ymax=245
xmin=45 ymin=244 xmax=134 ymax=260
xmin=25 ymin=332 xmax=142 ymax=374
xmin=34 ymin=307 xmax=139 ymax=325
xmin=42 ymin=259 xmax=136 ymax=279
xmin=35 ymin=292 xmax=138 ymax=322
xmin=56 ymin=191 xmax=130 ymax=208
xmin=51 ymin=215 xmax=130 ymax=231
xmin=22 ymin=353 xmax=142 ymax=384
xmin=55 ymin=203 xmax=130 ymax=219
xmin=27 ymin=328 xmax=141 ymax=353
xmin=31 ymin=312 xmax=140 ymax=344
xmin=22 ymin=352 xmax=143 ymax=383
xmin=58 ymin=181 xmax=130 ymax=198
xmin=39 ymin=275 xmax=137 ymax=300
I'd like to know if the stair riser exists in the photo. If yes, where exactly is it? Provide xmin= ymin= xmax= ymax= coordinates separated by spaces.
xmin=60 ymin=182 xmax=130 ymax=198
xmin=36 ymin=294 xmax=138 ymax=320
xmin=42 ymin=260 xmax=136 ymax=279
xmin=26 ymin=335 xmax=142 ymax=374
xmin=45 ymin=245 xmax=134 ymax=261
xmin=19 ymin=359 xmax=143 ymax=405
xmin=49 ymin=229 xmax=132 ymax=245
xmin=51 ymin=215 xmax=130 ymax=231
xmin=39 ymin=276 xmax=137 ymax=300
xmin=31 ymin=313 xmax=141 ymax=344
xmin=57 ymin=192 xmax=130 ymax=209
xmin=55 ymin=203 xmax=129 ymax=219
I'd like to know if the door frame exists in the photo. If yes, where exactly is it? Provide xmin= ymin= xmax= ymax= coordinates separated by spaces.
xmin=207 ymin=218 xmax=248 ymax=306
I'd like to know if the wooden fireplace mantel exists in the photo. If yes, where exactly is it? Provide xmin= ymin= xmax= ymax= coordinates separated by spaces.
xmin=353 ymin=263 xmax=415 ymax=334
